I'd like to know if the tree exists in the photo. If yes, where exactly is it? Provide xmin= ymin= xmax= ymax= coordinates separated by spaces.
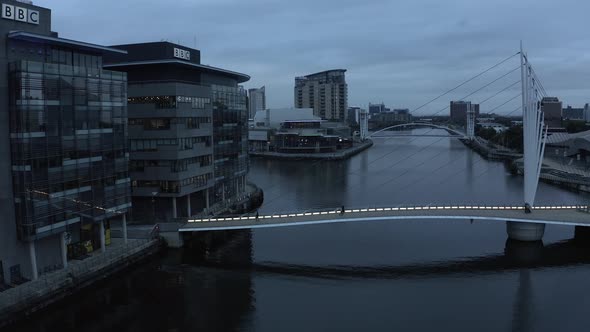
xmin=499 ymin=126 xmax=523 ymax=152
xmin=564 ymin=120 xmax=589 ymax=134
xmin=476 ymin=126 xmax=497 ymax=140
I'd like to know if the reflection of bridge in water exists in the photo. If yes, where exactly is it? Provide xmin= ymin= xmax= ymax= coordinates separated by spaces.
xmin=229 ymin=237 xmax=590 ymax=280
xmin=184 ymin=228 xmax=590 ymax=331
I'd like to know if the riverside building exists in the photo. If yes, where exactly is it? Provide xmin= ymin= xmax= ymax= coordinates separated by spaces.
xmin=103 ymin=42 xmax=250 ymax=221
xmin=450 ymin=101 xmax=479 ymax=125
xmin=248 ymin=86 xmax=265 ymax=120
xmin=0 ymin=0 xmax=131 ymax=283
xmin=249 ymin=108 xmax=352 ymax=153
xmin=294 ymin=69 xmax=348 ymax=121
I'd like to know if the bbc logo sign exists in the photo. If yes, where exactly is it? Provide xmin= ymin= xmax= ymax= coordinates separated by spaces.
xmin=173 ymin=47 xmax=190 ymax=61
xmin=2 ymin=3 xmax=39 ymax=25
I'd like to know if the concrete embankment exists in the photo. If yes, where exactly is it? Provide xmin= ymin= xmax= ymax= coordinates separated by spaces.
xmin=537 ymin=173 xmax=590 ymax=193
xmin=461 ymin=137 xmax=522 ymax=161
xmin=518 ymin=164 xmax=590 ymax=194
xmin=134 ymin=184 xmax=264 ymax=248
xmin=0 ymin=239 xmax=161 ymax=329
xmin=249 ymin=140 xmax=373 ymax=160
xmin=462 ymin=137 xmax=590 ymax=193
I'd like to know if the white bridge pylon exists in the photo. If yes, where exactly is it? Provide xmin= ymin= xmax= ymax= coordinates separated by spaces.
xmin=521 ymin=43 xmax=548 ymax=208
xmin=466 ymin=104 xmax=476 ymax=140
xmin=369 ymin=123 xmax=466 ymax=138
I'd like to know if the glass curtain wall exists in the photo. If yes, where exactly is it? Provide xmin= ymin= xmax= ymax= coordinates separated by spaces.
xmin=9 ymin=54 xmax=130 ymax=240
xmin=211 ymin=85 xmax=248 ymax=204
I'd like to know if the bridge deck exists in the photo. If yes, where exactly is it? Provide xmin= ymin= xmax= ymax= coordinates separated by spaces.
xmin=180 ymin=206 xmax=590 ymax=232
xmin=370 ymin=134 xmax=465 ymax=138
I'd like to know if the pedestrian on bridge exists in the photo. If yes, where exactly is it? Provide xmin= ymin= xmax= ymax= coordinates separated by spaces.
xmin=341 ymin=205 xmax=345 ymax=215
xmin=256 ymin=210 xmax=259 ymax=220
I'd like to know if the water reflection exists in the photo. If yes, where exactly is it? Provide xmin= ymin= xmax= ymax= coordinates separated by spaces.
xmin=7 ymin=228 xmax=590 ymax=332
xmin=230 ymin=238 xmax=587 ymax=280
xmin=8 ymin=231 xmax=256 ymax=332
xmin=506 ymin=240 xmax=539 ymax=332
xmin=7 ymin=134 xmax=590 ymax=332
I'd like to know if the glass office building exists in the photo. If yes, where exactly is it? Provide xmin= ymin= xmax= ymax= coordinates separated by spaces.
xmin=0 ymin=1 xmax=130 ymax=283
xmin=211 ymin=84 xmax=249 ymax=205
xmin=104 ymin=42 xmax=249 ymax=221
xmin=9 ymin=59 xmax=130 ymax=240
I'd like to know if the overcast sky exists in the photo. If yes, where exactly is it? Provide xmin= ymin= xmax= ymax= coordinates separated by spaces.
xmin=38 ymin=0 xmax=590 ymax=115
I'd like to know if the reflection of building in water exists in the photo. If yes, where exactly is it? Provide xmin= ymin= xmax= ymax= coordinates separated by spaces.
xmin=504 ymin=240 xmax=541 ymax=332
xmin=511 ymin=269 xmax=533 ymax=332
xmin=250 ymin=157 xmax=349 ymax=209
xmin=182 ymin=230 xmax=253 ymax=330
xmin=183 ymin=230 xmax=253 ymax=268
xmin=298 ymin=162 xmax=349 ymax=208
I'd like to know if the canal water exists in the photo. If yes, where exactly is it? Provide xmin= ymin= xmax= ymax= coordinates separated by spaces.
xmin=8 ymin=129 xmax=590 ymax=332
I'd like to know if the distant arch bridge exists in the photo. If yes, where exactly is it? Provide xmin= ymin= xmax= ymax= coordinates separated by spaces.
xmin=369 ymin=123 xmax=466 ymax=138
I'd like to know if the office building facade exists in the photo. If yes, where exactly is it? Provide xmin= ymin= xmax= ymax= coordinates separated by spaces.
xmin=104 ymin=42 xmax=250 ymax=221
xmin=368 ymin=103 xmax=389 ymax=116
xmin=368 ymin=110 xmax=412 ymax=130
xmin=562 ymin=105 xmax=585 ymax=121
xmin=347 ymin=106 xmax=364 ymax=125
xmin=450 ymin=101 xmax=479 ymax=125
xmin=294 ymin=69 xmax=348 ymax=121
xmin=1 ymin=0 xmax=131 ymax=283
xmin=248 ymin=86 xmax=265 ymax=120
xmin=541 ymin=97 xmax=563 ymax=129
xmin=249 ymin=108 xmax=352 ymax=153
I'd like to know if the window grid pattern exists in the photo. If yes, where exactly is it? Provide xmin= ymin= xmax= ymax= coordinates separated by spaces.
xmin=9 ymin=59 xmax=130 ymax=239
xmin=211 ymin=85 xmax=248 ymax=203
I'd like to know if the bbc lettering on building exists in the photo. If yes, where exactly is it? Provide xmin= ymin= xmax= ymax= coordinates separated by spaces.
xmin=173 ymin=47 xmax=190 ymax=60
xmin=2 ymin=3 xmax=39 ymax=24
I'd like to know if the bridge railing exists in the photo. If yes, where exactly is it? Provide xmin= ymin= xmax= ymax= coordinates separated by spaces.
xmin=184 ymin=204 xmax=590 ymax=223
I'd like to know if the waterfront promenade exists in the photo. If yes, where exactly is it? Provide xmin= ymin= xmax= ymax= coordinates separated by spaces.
xmin=0 ymin=238 xmax=160 ymax=329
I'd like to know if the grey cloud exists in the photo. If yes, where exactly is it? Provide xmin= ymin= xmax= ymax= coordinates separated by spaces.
xmin=39 ymin=0 xmax=590 ymax=114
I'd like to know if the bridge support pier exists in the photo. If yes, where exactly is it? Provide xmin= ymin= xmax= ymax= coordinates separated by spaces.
xmin=574 ymin=226 xmax=590 ymax=243
xmin=506 ymin=221 xmax=545 ymax=242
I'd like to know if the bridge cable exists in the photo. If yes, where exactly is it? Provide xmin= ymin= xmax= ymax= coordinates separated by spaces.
xmin=258 ymin=54 xmax=522 ymax=210
xmin=348 ymin=106 xmax=531 ymax=209
xmin=409 ymin=52 xmax=520 ymax=114
xmin=360 ymin=74 xmax=522 ymax=167
xmin=395 ymin=106 xmax=526 ymax=200
xmin=261 ymin=72 xmax=523 ymax=210
xmin=338 ymin=90 xmax=526 ymax=207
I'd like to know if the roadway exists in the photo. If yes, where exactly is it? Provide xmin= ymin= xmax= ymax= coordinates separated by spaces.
xmin=180 ymin=205 xmax=590 ymax=232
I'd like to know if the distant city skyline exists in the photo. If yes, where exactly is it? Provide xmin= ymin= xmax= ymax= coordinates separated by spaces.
xmin=39 ymin=0 xmax=590 ymax=115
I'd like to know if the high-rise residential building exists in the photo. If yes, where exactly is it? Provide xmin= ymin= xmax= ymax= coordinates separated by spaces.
xmin=541 ymin=97 xmax=563 ymax=128
xmin=104 ymin=42 xmax=250 ymax=221
xmin=450 ymin=101 xmax=479 ymax=125
xmin=248 ymin=86 xmax=265 ymax=120
xmin=294 ymin=69 xmax=348 ymax=121
xmin=585 ymin=103 xmax=590 ymax=122
xmin=1 ymin=0 xmax=131 ymax=282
